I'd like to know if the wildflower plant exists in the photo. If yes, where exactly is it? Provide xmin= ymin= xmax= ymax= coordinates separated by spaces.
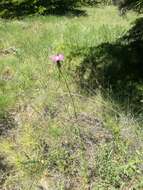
xmin=51 ymin=54 xmax=64 ymax=69
xmin=50 ymin=54 xmax=77 ymax=118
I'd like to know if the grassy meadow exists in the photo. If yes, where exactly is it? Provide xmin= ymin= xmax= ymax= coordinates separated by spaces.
xmin=0 ymin=5 xmax=143 ymax=190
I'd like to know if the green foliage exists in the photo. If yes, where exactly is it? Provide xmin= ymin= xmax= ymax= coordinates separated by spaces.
xmin=0 ymin=0 xmax=82 ymax=18
xmin=0 ymin=5 xmax=142 ymax=190
xmin=80 ymin=0 xmax=112 ymax=6
xmin=95 ymin=142 xmax=143 ymax=189
xmin=115 ymin=0 xmax=143 ymax=12
xmin=99 ymin=0 xmax=112 ymax=5
xmin=75 ymin=17 xmax=143 ymax=115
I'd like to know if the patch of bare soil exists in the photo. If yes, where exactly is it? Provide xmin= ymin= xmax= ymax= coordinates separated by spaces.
xmin=0 ymin=47 xmax=17 ymax=57
xmin=0 ymin=112 xmax=16 ymax=137
xmin=0 ymin=156 xmax=12 ymax=189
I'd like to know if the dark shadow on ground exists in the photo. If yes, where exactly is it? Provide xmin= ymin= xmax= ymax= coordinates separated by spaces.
xmin=0 ymin=1 xmax=87 ymax=19
xmin=0 ymin=156 xmax=12 ymax=187
xmin=0 ymin=112 xmax=16 ymax=136
xmin=75 ymin=17 xmax=143 ymax=114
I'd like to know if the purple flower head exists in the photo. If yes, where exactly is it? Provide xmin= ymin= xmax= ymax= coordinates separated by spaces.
xmin=50 ymin=54 xmax=64 ymax=63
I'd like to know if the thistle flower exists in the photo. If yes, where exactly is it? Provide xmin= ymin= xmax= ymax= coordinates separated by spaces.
xmin=50 ymin=53 xmax=77 ymax=118
xmin=50 ymin=54 xmax=64 ymax=63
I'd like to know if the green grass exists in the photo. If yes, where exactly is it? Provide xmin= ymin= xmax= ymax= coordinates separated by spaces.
xmin=0 ymin=6 xmax=143 ymax=190
xmin=0 ymin=6 xmax=138 ymax=111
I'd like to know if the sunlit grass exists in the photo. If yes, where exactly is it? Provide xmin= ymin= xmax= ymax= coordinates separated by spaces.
xmin=0 ymin=5 xmax=142 ymax=190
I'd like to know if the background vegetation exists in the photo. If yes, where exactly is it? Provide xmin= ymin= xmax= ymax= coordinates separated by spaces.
xmin=0 ymin=1 xmax=143 ymax=190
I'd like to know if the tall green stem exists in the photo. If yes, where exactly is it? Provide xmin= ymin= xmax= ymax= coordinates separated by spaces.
xmin=58 ymin=68 xmax=77 ymax=119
